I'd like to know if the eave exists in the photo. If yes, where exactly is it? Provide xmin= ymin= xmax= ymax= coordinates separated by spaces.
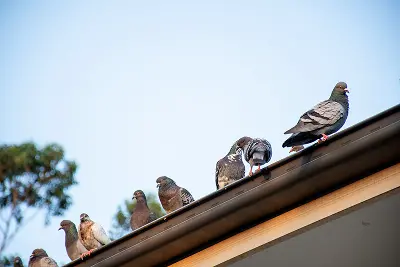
xmin=64 ymin=104 xmax=400 ymax=267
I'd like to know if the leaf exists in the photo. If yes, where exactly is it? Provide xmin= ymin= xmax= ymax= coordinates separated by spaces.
xmin=0 ymin=142 xmax=78 ymax=252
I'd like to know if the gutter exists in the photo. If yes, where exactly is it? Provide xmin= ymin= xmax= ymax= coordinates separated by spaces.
xmin=65 ymin=104 xmax=400 ymax=267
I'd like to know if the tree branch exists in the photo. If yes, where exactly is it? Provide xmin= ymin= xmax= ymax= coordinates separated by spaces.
xmin=0 ymin=206 xmax=15 ymax=256
xmin=0 ymin=217 xmax=5 ymax=235
xmin=0 ymin=207 xmax=40 ymax=256
xmin=0 ymin=209 xmax=6 ymax=224
xmin=0 ymin=142 xmax=78 ymax=253
xmin=0 ymin=209 xmax=7 ymax=235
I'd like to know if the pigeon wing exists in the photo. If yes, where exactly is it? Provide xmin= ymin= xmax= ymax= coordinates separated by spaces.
xmin=40 ymin=257 xmax=59 ymax=267
xmin=180 ymin=188 xmax=195 ymax=206
xmin=215 ymin=159 xmax=223 ymax=190
xmin=258 ymin=139 xmax=272 ymax=162
xmin=149 ymin=211 xmax=158 ymax=222
xmin=91 ymin=222 xmax=111 ymax=246
xmin=285 ymin=100 xmax=344 ymax=134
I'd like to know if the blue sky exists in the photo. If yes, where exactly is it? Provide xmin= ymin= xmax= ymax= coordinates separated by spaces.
xmin=1 ymin=0 xmax=399 ymax=264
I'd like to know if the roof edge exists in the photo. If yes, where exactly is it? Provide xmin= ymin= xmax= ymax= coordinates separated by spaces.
xmin=65 ymin=104 xmax=400 ymax=267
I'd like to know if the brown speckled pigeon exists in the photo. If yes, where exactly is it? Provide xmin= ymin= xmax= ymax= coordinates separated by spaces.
xmin=59 ymin=220 xmax=88 ymax=261
xmin=130 ymin=190 xmax=158 ymax=231
xmin=79 ymin=213 xmax=111 ymax=258
xmin=236 ymin=136 xmax=273 ymax=176
xmin=215 ymin=141 xmax=245 ymax=189
xmin=28 ymin=249 xmax=58 ymax=267
xmin=282 ymin=82 xmax=350 ymax=152
xmin=156 ymin=176 xmax=194 ymax=214
xmin=14 ymin=256 xmax=24 ymax=267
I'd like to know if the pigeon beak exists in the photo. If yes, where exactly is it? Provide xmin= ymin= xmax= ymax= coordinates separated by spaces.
xmin=58 ymin=226 xmax=62 ymax=231
xmin=156 ymin=183 xmax=160 ymax=188
xmin=132 ymin=196 xmax=136 ymax=200
xmin=30 ymin=254 xmax=34 ymax=259
xmin=344 ymin=88 xmax=349 ymax=93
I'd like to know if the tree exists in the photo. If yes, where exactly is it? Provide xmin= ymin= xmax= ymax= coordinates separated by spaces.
xmin=0 ymin=142 xmax=78 ymax=256
xmin=109 ymin=192 xmax=165 ymax=240
xmin=0 ymin=254 xmax=18 ymax=267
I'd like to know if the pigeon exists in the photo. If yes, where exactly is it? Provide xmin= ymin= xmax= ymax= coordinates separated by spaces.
xmin=14 ymin=257 xmax=24 ymax=267
xmin=59 ymin=220 xmax=88 ymax=261
xmin=156 ymin=176 xmax=195 ymax=214
xmin=282 ymin=82 xmax=350 ymax=152
xmin=215 ymin=141 xmax=245 ymax=189
xmin=130 ymin=190 xmax=158 ymax=231
xmin=28 ymin=249 xmax=58 ymax=267
xmin=79 ymin=213 xmax=111 ymax=258
xmin=236 ymin=136 xmax=273 ymax=176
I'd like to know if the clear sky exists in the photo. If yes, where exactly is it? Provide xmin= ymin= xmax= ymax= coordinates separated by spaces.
xmin=1 ymin=0 xmax=399 ymax=265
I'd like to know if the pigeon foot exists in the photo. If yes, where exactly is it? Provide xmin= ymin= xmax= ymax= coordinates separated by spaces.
xmin=80 ymin=249 xmax=95 ymax=260
xmin=248 ymin=162 xmax=254 ymax=176
xmin=289 ymin=145 xmax=304 ymax=153
xmin=254 ymin=165 xmax=261 ymax=174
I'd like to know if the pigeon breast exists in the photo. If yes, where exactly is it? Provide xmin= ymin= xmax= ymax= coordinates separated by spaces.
xmin=158 ymin=183 xmax=194 ymax=213
xmin=79 ymin=221 xmax=110 ymax=250
xmin=130 ymin=203 xmax=157 ymax=230
xmin=216 ymin=153 xmax=245 ymax=189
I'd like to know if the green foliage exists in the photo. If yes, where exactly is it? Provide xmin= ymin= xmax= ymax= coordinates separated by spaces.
xmin=0 ymin=142 xmax=78 ymax=255
xmin=109 ymin=192 xmax=165 ymax=240
xmin=0 ymin=254 xmax=19 ymax=266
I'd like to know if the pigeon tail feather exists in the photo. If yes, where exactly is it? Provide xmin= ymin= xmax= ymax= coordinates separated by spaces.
xmin=251 ymin=152 xmax=267 ymax=165
xmin=284 ymin=126 xmax=298 ymax=135
xmin=282 ymin=132 xmax=320 ymax=148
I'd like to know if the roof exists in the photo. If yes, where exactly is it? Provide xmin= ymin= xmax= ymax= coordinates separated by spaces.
xmin=65 ymin=104 xmax=400 ymax=267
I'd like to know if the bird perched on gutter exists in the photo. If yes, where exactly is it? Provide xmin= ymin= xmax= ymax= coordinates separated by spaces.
xmin=215 ymin=140 xmax=245 ymax=189
xmin=282 ymin=82 xmax=350 ymax=153
xmin=156 ymin=176 xmax=195 ymax=214
xmin=130 ymin=190 xmax=158 ymax=231
xmin=14 ymin=256 xmax=24 ymax=267
xmin=28 ymin=249 xmax=58 ymax=267
xmin=78 ymin=213 xmax=111 ymax=258
xmin=236 ymin=137 xmax=273 ymax=176
xmin=58 ymin=220 xmax=88 ymax=261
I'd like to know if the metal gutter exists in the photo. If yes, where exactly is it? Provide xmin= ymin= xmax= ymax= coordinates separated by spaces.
xmin=65 ymin=104 xmax=400 ymax=267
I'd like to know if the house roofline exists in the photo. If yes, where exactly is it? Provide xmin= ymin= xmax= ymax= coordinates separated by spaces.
xmin=65 ymin=104 xmax=400 ymax=267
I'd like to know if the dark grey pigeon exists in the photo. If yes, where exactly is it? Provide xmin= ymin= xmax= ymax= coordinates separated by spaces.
xmin=282 ymin=82 xmax=349 ymax=152
xmin=79 ymin=213 xmax=111 ymax=258
xmin=156 ymin=176 xmax=194 ymax=214
xmin=59 ymin=220 xmax=88 ymax=261
xmin=14 ymin=256 xmax=24 ymax=267
xmin=28 ymin=249 xmax=58 ymax=267
xmin=215 ymin=141 xmax=245 ymax=189
xmin=237 ymin=137 xmax=273 ymax=176
xmin=130 ymin=190 xmax=158 ymax=231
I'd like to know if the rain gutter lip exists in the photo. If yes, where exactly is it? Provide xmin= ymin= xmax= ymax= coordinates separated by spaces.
xmin=64 ymin=104 xmax=400 ymax=267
